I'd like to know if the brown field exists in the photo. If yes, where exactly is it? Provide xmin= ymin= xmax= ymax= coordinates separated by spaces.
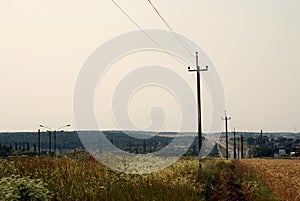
xmin=237 ymin=159 xmax=300 ymax=201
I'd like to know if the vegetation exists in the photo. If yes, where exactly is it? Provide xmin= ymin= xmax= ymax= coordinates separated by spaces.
xmin=1 ymin=131 xmax=299 ymax=158
xmin=0 ymin=175 xmax=52 ymax=201
xmin=0 ymin=155 xmax=280 ymax=201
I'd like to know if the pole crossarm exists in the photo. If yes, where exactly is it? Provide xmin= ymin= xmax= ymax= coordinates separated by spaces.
xmin=188 ymin=67 xmax=208 ymax=72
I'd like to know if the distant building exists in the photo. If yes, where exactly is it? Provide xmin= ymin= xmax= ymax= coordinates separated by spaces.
xmin=278 ymin=149 xmax=286 ymax=155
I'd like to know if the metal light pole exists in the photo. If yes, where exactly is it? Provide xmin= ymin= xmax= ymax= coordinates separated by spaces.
xmin=54 ymin=125 xmax=71 ymax=155
xmin=39 ymin=124 xmax=71 ymax=156
xmin=188 ymin=52 xmax=208 ymax=169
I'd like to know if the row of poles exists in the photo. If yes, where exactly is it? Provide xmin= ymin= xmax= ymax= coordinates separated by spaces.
xmin=189 ymin=52 xmax=246 ymax=165
xmin=37 ymin=124 xmax=70 ymax=156
xmin=222 ymin=114 xmax=245 ymax=160
xmin=222 ymin=113 xmax=264 ymax=160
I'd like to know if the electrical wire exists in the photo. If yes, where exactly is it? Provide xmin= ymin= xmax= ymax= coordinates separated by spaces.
xmin=147 ymin=0 xmax=195 ymax=58
xmin=112 ymin=0 xmax=194 ymax=68
xmin=112 ymin=0 xmax=223 ymax=120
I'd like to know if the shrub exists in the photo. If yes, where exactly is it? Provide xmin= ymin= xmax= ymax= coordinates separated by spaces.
xmin=0 ymin=175 xmax=52 ymax=201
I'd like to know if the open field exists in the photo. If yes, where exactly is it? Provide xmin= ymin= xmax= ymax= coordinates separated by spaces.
xmin=237 ymin=159 xmax=300 ymax=201
xmin=0 ymin=156 xmax=278 ymax=201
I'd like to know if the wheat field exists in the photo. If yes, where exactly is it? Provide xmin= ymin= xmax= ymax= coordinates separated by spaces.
xmin=238 ymin=159 xmax=300 ymax=201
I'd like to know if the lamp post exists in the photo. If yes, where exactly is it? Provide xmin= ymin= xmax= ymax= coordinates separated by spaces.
xmin=39 ymin=124 xmax=71 ymax=156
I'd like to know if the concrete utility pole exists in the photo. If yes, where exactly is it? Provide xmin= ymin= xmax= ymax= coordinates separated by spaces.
xmin=241 ymin=134 xmax=244 ymax=159
xmin=237 ymin=135 xmax=240 ymax=159
xmin=222 ymin=111 xmax=231 ymax=160
xmin=38 ymin=129 xmax=41 ymax=156
xmin=233 ymin=128 xmax=236 ymax=159
xmin=188 ymin=52 xmax=208 ymax=168
xmin=48 ymin=131 xmax=51 ymax=155
xmin=260 ymin=129 xmax=263 ymax=159
xmin=54 ymin=130 xmax=57 ymax=156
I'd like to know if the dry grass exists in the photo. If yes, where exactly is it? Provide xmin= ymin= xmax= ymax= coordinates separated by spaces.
xmin=238 ymin=159 xmax=300 ymax=201
xmin=0 ymin=157 xmax=202 ymax=201
xmin=0 ymin=156 xmax=281 ymax=200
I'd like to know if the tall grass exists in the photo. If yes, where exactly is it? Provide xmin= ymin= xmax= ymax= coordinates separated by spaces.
xmin=1 ymin=157 xmax=202 ymax=201
xmin=0 ymin=157 xmax=281 ymax=201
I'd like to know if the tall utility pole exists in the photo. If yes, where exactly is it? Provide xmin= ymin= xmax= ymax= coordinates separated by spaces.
xmin=222 ymin=111 xmax=231 ymax=160
xmin=259 ymin=129 xmax=263 ymax=159
xmin=237 ymin=135 xmax=240 ymax=159
xmin=38 ymin=129 xmax=41 ymax=156
xmin=188 ymin=52 xmax=208 ymax=168
xmin=233 ymin=127 xmax=236 ymax=159
xmin=54 ymin=130 xmax=56 ymax=155
xmin=48 ymin=131 xmax=51 ymax=155
xmin=241 ymin=134 xmax=244 ymax=159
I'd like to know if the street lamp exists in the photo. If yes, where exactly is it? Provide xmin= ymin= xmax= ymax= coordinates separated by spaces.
xmin=39 ymin=124 xmax=71 ymax=156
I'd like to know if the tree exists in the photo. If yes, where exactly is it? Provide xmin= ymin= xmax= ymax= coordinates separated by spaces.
xmin=143 ymin=139 xmax=146 ymax=153
xmin=26 ymin=142 xmax=30 ymax=151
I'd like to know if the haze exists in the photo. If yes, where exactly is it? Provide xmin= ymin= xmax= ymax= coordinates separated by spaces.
xmin=0 ymin=0 xmax=299 ymax=132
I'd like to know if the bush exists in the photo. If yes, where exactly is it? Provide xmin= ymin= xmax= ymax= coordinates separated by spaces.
xmin=0 ymin=175 xmax=52 ymax=201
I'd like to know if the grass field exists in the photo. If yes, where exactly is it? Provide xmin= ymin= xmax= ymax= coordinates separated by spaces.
xmin=0 ymin=156 xmax=280 ymax=201
xmin=237 ymin=159 xmax=300 ymax=201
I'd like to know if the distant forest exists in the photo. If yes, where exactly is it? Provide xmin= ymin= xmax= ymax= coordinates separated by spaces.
xmin=0 ymin=131 xmax=299 ymax=157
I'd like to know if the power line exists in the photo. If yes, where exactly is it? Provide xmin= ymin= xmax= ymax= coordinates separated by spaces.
xmin=147 ymin=0 xmax=225 ymax=115
xmin=146 ymin=0 xmax=225 ymax=119
xmin=112 ymin=0 xmax=217 ymax=132
xmin=147 ymin=0 xmax=195 ymax=58
xmin=206 ymin=73 xmax=225 ymax=114
xmin=112 ymin=0 xmax=194 ymax=68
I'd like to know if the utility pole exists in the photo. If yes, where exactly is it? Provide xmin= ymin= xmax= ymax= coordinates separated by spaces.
xmin=222 ymin=111 xmax=231 ymax=160
xmin=237 ymin=135 xmax=240 ymax=159
xmin=259 ymin=129 xmax=263 ymax=159
xmin=233 ymin=128 xmax=236 ymax=159
xmin=38 ymin=129 xmax=41 ymax=156
xmin=48 ymin=131 xmax=51 ymax=155
xmin=54 ymin=130 xmax=57 ymax=156
xmin=188 ymin=52 xmax=208 ymax=169
xmin=241 ymin=134 xmax=244 ymax=159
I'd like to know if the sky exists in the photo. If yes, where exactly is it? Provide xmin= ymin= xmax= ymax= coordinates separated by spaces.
xmin=0 ymin=0 xmax=299 ymax=132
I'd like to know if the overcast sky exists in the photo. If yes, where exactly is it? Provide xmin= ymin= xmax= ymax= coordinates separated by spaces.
xmin=0 ymin=0 xmax=299 ymax=132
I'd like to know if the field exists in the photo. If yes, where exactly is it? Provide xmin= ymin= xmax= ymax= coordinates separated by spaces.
xmin=0 ymin=156 xmax=280 ymax=201
xmin=237 ymin=159 xmax=300 ymax=201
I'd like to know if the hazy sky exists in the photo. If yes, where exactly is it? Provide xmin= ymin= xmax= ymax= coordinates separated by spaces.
xmin=0 ymin=0 xmax=299 ymax=132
